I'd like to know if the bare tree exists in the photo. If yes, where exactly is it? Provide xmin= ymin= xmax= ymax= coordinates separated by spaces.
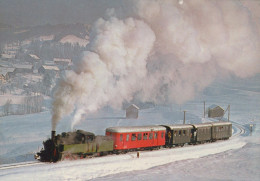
xmin=3 ymin=99 xmax=12 ymax=116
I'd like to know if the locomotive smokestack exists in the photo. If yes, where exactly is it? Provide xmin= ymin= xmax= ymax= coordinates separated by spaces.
xmin=51 ymin=131 xmax=56 ymax=141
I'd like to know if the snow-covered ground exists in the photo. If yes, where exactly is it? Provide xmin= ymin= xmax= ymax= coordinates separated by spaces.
xmin=0 ymin=75 xmax=259 ymax=180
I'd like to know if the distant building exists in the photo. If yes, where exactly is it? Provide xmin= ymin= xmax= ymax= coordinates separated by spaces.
xmin=13 ymin=64 xmax=33 ymax=74
xmin=208 ymin=105 xmax=224 ymax=118
xmin=38 ymin=65 xmax=59 ymax=74
xmin=53 ymin=58 xmax=71 ymax=65
xmin=0 ymin=67 xmax=15 ymax=82
xmin=26 ymin=54 xmax=40 ymax=63
xmin=54 ymin=58 xmax=71 ymax=70
xmin=126 ymin=104 xmax=139 ymax=119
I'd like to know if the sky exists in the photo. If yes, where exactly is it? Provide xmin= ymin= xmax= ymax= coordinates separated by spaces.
xmin=0 ymin=0 xmax=132 ymax=27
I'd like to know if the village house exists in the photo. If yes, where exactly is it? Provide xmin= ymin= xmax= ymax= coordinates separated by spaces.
xmin=13 ymin=64 xmax=33 ymax=74
xmin=53 ymin=58 xmax=71 ymax=70
xmin=26 ymin=54 xmax=40 ymax=63
xmin=126 ymin=104 xmax=140 ymax=119
xmin=0 ymin=67 xmax=15 ymax=83
xmin=208 ymin=104 xmax=225 ymax=118
xmin=38 ymin=65 xmax=60 ymax=74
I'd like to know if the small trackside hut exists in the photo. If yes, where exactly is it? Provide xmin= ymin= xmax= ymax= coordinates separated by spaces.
xmin=106 ymin=125 xmax=166 ymax=152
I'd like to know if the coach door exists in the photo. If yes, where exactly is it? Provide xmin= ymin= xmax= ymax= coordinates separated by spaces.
xmin=149 ymin=132 xmax=154 ymax=146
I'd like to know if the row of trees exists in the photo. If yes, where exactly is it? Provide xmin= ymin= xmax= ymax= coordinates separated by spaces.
xmin=24 ymin=40 xmax=86 ymax=61
xmin=1 ymin=95 xmax=44 ymax=116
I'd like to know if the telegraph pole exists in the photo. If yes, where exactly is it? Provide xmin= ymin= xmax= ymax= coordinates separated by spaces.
xmin=204 ymin=101 xmax=206 ymax=118
xmin=228 ymin=105 xmax=230 ymax=121
xmin=183 ymin=110 xmax=186 ymax=124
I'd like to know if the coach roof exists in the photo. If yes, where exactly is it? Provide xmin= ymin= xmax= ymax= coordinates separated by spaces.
xmin=211 ymin=121 xmax=232 ymax=126
xmin=106 ymin=125 xmax=166 ymax=133
xmin=162 ymin=124 xmax=193 ymax=130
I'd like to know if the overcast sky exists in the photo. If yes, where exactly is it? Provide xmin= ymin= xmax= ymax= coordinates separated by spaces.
xmin=0 ymin=0 xmax=132 ymax=27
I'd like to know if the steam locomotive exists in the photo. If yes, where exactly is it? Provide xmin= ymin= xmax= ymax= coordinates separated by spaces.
xmin=35 ymin=121 xmax=232 ymax=162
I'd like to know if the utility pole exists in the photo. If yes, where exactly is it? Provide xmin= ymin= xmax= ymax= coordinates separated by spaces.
xmin=204 ymin=101 xmax=206 ymax=118
xmin=228 ymin=105 xmax=230 ymax=121
xmin=183 ymin=110 xmax=186 ymax=124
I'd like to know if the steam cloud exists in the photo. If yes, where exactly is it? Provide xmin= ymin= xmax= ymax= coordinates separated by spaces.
xmin=52 ymin=0 xmax=260 ymax=131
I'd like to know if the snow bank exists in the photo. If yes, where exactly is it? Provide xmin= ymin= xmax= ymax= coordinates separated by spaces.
xmin=0 ymin=137 xmax=246 ymax=181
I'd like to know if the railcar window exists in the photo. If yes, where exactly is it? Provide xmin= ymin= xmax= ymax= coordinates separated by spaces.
xmin=149 ymin=133 xmax=153 ymax=140
xmin=154 ymin=132 xmax=158 ymax=139
xmin=138 ymin=133 xmax=142 ymax=140
xmin=143 ymin=133 xmax=148 ymax=140
xmin=126 ymin=134 xmax=129 ymax=141
xmin=131 ymin=133 xmax=136 ymax=141
xmin=120 ymin=134 xmax=123 ymax=142
xmin=179 ymin=130 xmax=182 ymax=136
xmin=161 ymin=132 xmax=164 ymax=138
xmin=183 ymin=130 xmax=186 ymax=136
xmin=174 ymin=131 xmax=177 ymax=136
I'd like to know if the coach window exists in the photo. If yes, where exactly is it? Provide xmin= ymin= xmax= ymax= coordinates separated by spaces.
xmin=143 ymin=133 xmax=148 ymax=140
xmin=174 ymin=131 xmax=177 ymax=136
xmin=179 ymin=130 xmax=182 ymax=136
xmin=126 ymin=134 xmax=129 ymax=141
xmin=138 ymin=133 xmax=142 ymax=140
xmin=149 ymin=133 xmax=153 ymax=140
xmin=161 ymin=132 xmax=164 ymax=138
xmin=183 ymin=130 xmax=186 ymax=136
xmin=131 ymin=133 xmax=136 ymax=141
xmin=120 ymin=134 xmax=123 ymax=142
xmin=154 ymin=132 xmax=158 ymax=139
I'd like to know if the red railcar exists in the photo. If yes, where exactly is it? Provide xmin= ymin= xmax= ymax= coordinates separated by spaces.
xmin=106 ymin=125 xmax=166 ymax=151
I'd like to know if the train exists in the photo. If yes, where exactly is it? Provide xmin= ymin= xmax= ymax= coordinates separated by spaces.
xmin=35 ymin=121 xmax=232 ymax=162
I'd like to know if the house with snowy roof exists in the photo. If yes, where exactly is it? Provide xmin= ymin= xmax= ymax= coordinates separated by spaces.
xmin=0 ymin=67 xmax=15 ymax=83
xmin=208 ymin=104 xmax=224 ymax=118
xmin=38 ymin=65 xmax=60 ymax=74
xmin=126 ymin=104 xmax=140 ymax=119
xmin=13 ymin=64 xmax=33 ymax=74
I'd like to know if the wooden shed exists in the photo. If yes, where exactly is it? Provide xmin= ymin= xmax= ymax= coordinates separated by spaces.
xmin=126 ymin=104 xmax=139 ymax=119
xmin=208 ymin=105 xmax=224 ymax=118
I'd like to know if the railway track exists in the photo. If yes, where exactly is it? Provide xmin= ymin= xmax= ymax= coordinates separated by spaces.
xmin=0 ymin=121 xmax=246 ymax=170
xmin=231 ymin=121 xmax=246 ymax=138
xmin=0 ymin=161 xmax=44 ymax=170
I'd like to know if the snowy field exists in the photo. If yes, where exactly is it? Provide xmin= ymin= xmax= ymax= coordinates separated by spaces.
xmin=0 ymin=75 xmax=260 ymax=180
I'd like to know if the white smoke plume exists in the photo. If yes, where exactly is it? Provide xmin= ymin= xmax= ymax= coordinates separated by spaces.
xmin=52 ymin=0 xmax=260 ymax=130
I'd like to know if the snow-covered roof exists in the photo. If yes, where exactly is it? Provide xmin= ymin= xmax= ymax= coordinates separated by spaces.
xmin=41 ymin=65 xmax=59 ymax=71
xmin=192 ymin=123 xmax=213 ymax=128
xmin=106 ymin=125 xmax=166 ymax=133
xmin=211 ymin=121 xmax=232 ymax=127
xmin=29 ymin=54 xmax=40 ymax=60
xmin=163 ymin=124 xmax=193 ymax=130
xmin=127 ymin=104 xmax=140 ymax=110
xmin=59 ymin=35 xmax=89 ymax=46
xmin=208 ymin=104 xmax=223 ymax=110
xmin=1 ymin=54 xmax=15 ymax=59
xmin=13 ymin=64 xmax=33 ymax=69
xmin=53 ymin=58 xmax=71 ymax=63
xmin=0 ymin=67 xmax=15 ymax=75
